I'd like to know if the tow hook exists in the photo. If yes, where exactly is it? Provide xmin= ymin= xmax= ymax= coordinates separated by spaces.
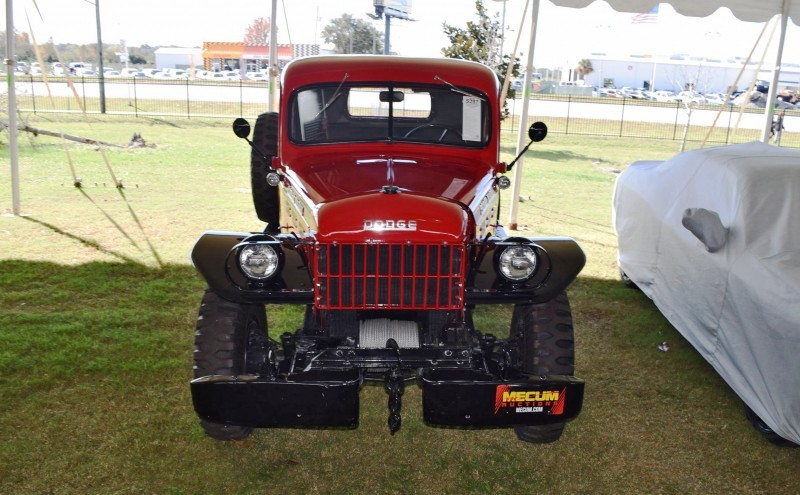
xmin=385 ymin=367 xmax=405 ymax=435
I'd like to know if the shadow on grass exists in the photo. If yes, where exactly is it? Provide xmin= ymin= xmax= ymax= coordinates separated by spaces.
xmin=1 ymin=259 xmax=798 ymax=494
xmin=22 ymin=216 xmax=144 ymax=265
xmin=500 ymin=145 xmax=591 ymax=163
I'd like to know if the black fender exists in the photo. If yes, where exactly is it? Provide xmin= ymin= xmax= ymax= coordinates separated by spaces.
xmin=190 ymin=231 xmax=314 ymax=304
xmin=466 ymin=236 xmax=585 ymax=305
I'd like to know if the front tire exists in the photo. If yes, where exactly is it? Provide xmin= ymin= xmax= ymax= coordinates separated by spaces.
xmin=511 ymin=292 xmax=575 ymax=443
xmin=193 ymin=290 xmax=267 ymax=440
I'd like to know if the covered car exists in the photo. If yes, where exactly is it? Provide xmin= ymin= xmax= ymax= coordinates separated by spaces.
xmin=613 ymin=142 xmax=800 ymax=446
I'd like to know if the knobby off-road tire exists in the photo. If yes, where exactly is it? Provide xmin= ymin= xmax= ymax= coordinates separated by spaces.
xmin=511 ymin=292 xmax=575 ymax=444
xmin=250 ymin=112 xmax=280 ymax=230
xmin=193 ymin=289 xmax=267 ymax=441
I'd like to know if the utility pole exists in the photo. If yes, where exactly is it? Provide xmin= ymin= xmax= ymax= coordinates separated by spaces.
xmin=493 ymin=0 xmax=509 ymax=59
xmin=95 ymin=0 xmax=106 ymax=113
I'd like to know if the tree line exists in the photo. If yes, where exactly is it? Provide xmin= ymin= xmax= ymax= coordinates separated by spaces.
xmin=2 ymin=30 xmax=156 ymax=67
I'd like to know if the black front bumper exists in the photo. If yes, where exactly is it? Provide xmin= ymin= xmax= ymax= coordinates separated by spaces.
xmin=191 ymin=368 xmax=584 ymax=429
xmin=191 ymin=370 xmax=361 ymax=428
xmin=420 ymin=369 xmax=584 ymax=427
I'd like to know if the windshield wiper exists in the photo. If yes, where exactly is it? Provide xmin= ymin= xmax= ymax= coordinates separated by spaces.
xmin=315 ymin=73 xmax=350 ymax=119
xmin=434 ymin=75 xmax=485 ymax=101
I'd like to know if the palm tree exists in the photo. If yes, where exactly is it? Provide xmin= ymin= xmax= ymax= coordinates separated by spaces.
xmin=575 ymin=59 xmax=594 ymax=81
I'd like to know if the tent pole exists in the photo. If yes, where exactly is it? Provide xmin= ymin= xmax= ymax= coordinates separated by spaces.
xmin=268 ymin=0 xmax=279 ymax=113
xmin=761 ymin=0 xmax=790 ymax=143
xmin=6 ymin=0 xmax=21 ymax=215
xmin=508 ymin=0 xmax=539 ymax=231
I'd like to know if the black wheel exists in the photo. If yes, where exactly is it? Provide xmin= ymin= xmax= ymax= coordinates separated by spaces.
xmin=193 ymin=289 xmax=267 ymax=440
xmin=403 ymin=124 xmax=462 ymax=143
xmin=511 ymin=292 xmax=575 ymax=443
xmin=744 ymin=405 xmax=798 ymax=447
xmin=250 ymin=112 xmax=280 ymax=230
xmin=619 ymin=267 xmax=637 ymax=289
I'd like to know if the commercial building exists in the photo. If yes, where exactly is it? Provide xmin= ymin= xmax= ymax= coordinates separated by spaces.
xmin=580 ymin=54 xmax=800 ymax=93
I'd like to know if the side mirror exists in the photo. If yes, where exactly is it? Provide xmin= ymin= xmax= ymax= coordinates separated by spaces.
xmin=507 ymin=121 xmax=548 ymax=171
xmin=528 ymin=121 xmax=548 ymax=142
xmin=232 ymin=118 xmax=251 ymax=139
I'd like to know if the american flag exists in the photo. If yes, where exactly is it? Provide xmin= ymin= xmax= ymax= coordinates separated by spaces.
xmin=631 ymin=5 xmax=659 ymax=24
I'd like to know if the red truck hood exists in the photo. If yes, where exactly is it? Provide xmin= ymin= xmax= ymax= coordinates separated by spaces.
xmin=283 ymin=151 xmax=493 ymax=206
xmin=316 ymin=190 xmax=472 ymax=244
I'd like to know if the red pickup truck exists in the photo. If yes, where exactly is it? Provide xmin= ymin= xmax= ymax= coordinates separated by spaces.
xmin=190 ymin=55 xmax=585 ymax=443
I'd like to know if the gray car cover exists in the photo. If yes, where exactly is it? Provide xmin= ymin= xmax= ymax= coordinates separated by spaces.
xmin=613 ymin=141 xmax=800 ymax=445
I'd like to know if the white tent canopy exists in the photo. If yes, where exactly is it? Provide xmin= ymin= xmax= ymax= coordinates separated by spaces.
xmin=551 ymin=0 xmax=798 ymax=24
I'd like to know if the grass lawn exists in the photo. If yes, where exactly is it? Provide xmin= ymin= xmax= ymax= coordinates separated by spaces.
xmin=1 ymin=115 xmax=798 ymax=494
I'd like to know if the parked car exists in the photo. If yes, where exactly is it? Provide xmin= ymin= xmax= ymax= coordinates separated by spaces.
xmin=141 ymin=68 xmax=161 ymax=78
xmin=652 ymin=90 xmax=678 ymax=102
xmin=614 ymin=142 xmax=800 ymax=447
xmin=245 ymin=71 xmax=268 ymax=81
xmin=676 ymin=91 xmax=706 ymax=104
xmin=103 ymin=70 xmax=121 ymax=78
xmin=702 ymin=93 xmax=729 ymax=105
xmin=205 ymin=71 xmax=229 ymax=81
xmin=120 ymin=67 xmax=142 ymax=78
xmin=598 ymin=88 xmax=620 ymax=97
xmin=189 ymin=55 xmax=586 ymax=444
xmin=733 ymin=91 xmax=796 ymax=110
xmin=626 ymin=88 xmax=649 ymax=100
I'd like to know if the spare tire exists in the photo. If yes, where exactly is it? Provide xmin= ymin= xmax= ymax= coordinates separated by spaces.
xmin=250 ymin=112 xmax=280 ymax=230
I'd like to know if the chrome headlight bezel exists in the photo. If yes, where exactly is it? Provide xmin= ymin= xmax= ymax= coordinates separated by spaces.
xmin=238 ymin=243 xmax=280 ymax=280
xmin=498 ymin=244 xmax=538 ymax=282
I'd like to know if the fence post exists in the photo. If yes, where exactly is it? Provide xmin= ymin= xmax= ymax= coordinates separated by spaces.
xmin=672 ymin=102 xmax=679 ymax=140
xmin=619 ymin=97 xmax=626 ymax=137
xmin=29 ymin=75 xmax=37 ymax=114
xmin=186 ymin=78 xmax=191 ymax=118
xmin=133 ymin=77 xmax=138 ymax=118
xmin=724 ymin=104 xmax=731 ymax=144
xmin=239 ymin=79 xmax=244 ymax=117
xmin=566 ymin=95 xmax=571 ymax=135
xmin=82 ymin=76 xmax=87 ymax=112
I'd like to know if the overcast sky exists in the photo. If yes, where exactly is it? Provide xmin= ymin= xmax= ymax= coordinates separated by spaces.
xmin=3 ymin=0 xmax=798 ymax=67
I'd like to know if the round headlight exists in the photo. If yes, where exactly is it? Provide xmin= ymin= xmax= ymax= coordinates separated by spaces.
xmin=499 ymin=245 xmax=537 ymax=281
xmin=239 ymin=244 xmax=279 ymax=280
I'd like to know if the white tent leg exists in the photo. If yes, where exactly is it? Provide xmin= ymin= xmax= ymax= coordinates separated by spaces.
xmin=6 ymin=0 xmax=21 ymax=215
xmin=508 ymin=0 xmax=540 ymax=231
xmin=761 ymin=0 xmax=790 ymax=143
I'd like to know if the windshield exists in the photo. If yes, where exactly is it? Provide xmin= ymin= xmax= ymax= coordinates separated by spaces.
xmin=288 ymin=83 xmax=490 ymax=147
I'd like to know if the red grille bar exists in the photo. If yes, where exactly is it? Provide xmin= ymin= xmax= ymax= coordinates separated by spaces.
xmin=314 ymin=243 xmax=466 ymax=310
